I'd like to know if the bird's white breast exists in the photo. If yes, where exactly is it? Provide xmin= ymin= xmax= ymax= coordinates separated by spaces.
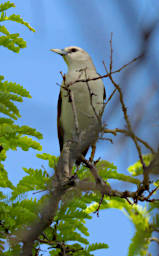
xmin=60 ymin=70 xmax=104 ymax=143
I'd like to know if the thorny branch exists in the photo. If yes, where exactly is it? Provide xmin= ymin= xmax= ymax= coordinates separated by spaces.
xmin=104 ymin=128 xmax=155 ymax=154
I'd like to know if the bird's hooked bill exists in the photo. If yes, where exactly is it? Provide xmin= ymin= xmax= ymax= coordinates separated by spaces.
xmin=50 ymin=48 xmax=67 ymax=56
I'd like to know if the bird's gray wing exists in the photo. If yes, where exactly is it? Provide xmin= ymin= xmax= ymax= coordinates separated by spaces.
xmin=57 ymin=91 xmax=64 ymax=152
xmin=103 ymin=86 xmax=106 ymax=100
xmin=97 ymin=72 xmax=106 ymax=100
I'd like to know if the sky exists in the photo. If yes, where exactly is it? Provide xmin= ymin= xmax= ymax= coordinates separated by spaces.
xmin=1 ymin=0 xmax=159 ymax=255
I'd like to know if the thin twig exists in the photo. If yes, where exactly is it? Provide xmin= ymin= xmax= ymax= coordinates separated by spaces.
xmin=32 ymin=190 xmax=46 ymax=195
xmin=104 ymin=128 xmax=155 ymax=154
xmin=149 ymin=237 xmax=159 ymax=244
xmin=112 ymin=55 xmax=143 ymax=74
xmin=146 ymin=185 xmax=159 ymax=200
xmin=125 ymin=197 xmax=133 ymax=205
xmin=94 ymin=193 xmax=105 ymax=217
xmin=109 ymin=32 xmax=113 ymax=72
xmin=103 ymin=61 xmax=146 ymax=171
xmin=84 ymin=68 xmax=101 ymax=124
xmin=64 ymin=55 xmax=142 ymax=88
xmin=105 ymin=35 xmax=146 ymax=172
xmin=104 ymin=88 xmax=117 ymax=108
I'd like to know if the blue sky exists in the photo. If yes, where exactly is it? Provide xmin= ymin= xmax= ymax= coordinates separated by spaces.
xmin=1 ymin=0 xmax=159 ymax=255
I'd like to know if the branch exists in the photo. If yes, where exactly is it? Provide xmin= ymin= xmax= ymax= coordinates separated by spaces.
xmin=104 ymin=88 xmax=117 ymax=107
xmin=149 ymin=237 xmax=159 ymax=244
xmin=63 ymin=55 xmax=142 ymax=88
xmin=109 ymin=32 xmax=113 ymax=72
xmin=104 ymin=61 xmax=146 ymax=167
xmin=80 ymin=156 xmax=158 ymax=204
xmin=20 ymin=183 xmax=65 ymax=255
xmin=104 ymin=128 xmax=155 ymax=154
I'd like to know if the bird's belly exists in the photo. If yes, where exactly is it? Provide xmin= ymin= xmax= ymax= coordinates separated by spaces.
xmin=60 ymin=81 xmax=104 ymax=143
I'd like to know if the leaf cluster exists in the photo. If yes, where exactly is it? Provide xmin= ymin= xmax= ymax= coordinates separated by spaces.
xmin=0 ymin=1 xmax=35 ymax=53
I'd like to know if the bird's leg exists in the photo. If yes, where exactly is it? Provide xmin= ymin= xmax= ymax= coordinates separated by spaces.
xmin=89 ymin=144 xmax=96 ymax=162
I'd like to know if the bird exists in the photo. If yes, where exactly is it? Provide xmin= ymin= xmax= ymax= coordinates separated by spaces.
xmin=51 ymin=46 xmax=106 ymax=169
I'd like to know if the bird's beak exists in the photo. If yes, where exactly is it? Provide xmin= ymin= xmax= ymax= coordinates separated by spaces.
xmin=50 ymin=48 xmax=67 ymax=56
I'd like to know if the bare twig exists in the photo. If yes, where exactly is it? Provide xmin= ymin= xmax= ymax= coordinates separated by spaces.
xmin=64 ymin=55 xmax=141 ymax=88
xmin=109 ymin=32 xmax=113 ymax=72
xmin=149 ymin=237 xmax=159 ymax=244
xmin=146 ymin=185 xmax=159 ymax=200
xmin=84 ymin=68 xmax=101 ymax=124
xmin=104 ymin=88 xmax=117 ymax=108
xmin=112 ymin=55 xmax=143 ymax=74
xmin=102 ymin=56 xmax=150 ymax=189
xmin=104 ymin=128 xmax=155 ymax=154
xmin=94 ymin=193 xmax=105 ymax=217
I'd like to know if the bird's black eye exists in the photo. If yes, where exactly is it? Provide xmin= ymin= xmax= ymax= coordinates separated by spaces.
xmin=70 ymin=48 xmax=78 ymax=53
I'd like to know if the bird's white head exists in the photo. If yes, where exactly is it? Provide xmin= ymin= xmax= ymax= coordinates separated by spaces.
xmin=51 ymin=46 xmax=96 ymax=71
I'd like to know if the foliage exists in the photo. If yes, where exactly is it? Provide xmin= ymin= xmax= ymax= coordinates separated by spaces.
xmin=0 ymin=0 xmax=42 ymax=197
xmin=128 ymin=154 xmax=153 ymax=176
xmin=0 ymin=1 xmax=35 ymax=53
xmin=0 ymin=2 xmax=42 ymax=253
xmin=0 ymin=152 xmax=158 ymax=255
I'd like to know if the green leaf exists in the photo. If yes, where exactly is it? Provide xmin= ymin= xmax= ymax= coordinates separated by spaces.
xmin=0 ymin=25 xmax=9 ymax=35
xmin=16 ymin=126 xmax=43 ymax=139
xmin=0 ymin=117 xmax=13 ymax=124
xmin=0 ymin=1 xmax=15 ymax=12
xmin=49 ymin=249 xmax=61 ymax=256
xmin=0 ymin=164 xmax=14 ymax=189
xmin=152 ymin=214 xmax=159 ymax=229
xmin=128 ymin=154 xmax=153 ymax=176
xmin=58 ymin=209 xmax=91 ymax=221
xmin=0 ymin=2 xmax=35 ymax=53
xmin=0 ymin=102 xmax=17 ymax=119
xmin=37 ymin=153 xmax=58 ymax=168
xmin=0 ymin=79 xmax=31 ymax=98
xmin=11 ymin=168 xmax=49 ymax=200
xmin=7 ymin=199 xmax=39 ymax=229
xmin=14 ymin=136 xmax=42 ymax=151
xmin=86 ymin=242 xmax=109 ymax=252
xmin=97 ymin=161 xmax=140 ymax=185
xmin=148 ymin=201 xmax=159 ymax=211
xmin=0 ymin=34 xmax=26 ymax=52
xmin=58 ymin=219 xmax=89 ymax=237
xmin=7 ymin=14 xmax=35 ymax=32
xmin=60 ymin=230 xmax=89 ymax=245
